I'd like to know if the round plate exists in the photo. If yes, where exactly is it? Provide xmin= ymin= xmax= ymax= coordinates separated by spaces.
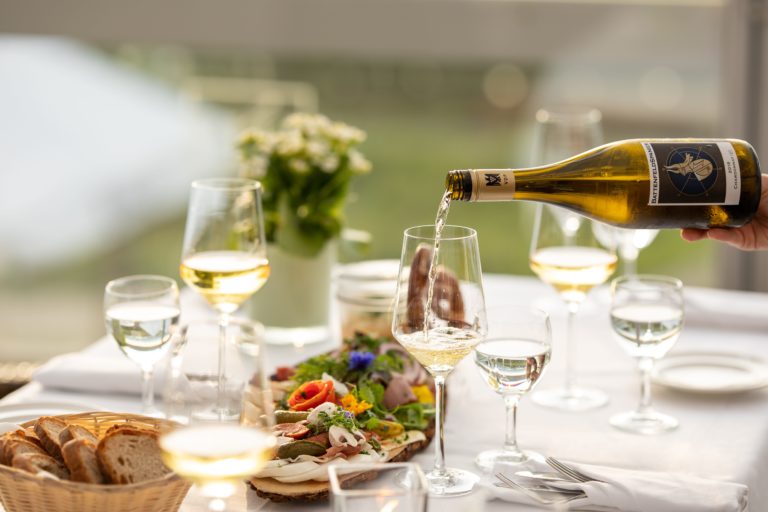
xmin=653 ymin=352 xmax=768 ymax=395
xmin=0 ymin=401 xmax=98 ymax=424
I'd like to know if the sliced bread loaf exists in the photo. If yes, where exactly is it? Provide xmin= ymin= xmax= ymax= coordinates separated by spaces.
xmin=33 ymin=416 xmax=68 ymax=460
xmin=12 ymin=452 xmax=70 ymax=480
xmin=61 ymin=439 xmax=106 ymax=484
xmin=59 ymin=424 xmax=98 ymax=446
xmin=96 ymin=428 xmax=170 ymax=484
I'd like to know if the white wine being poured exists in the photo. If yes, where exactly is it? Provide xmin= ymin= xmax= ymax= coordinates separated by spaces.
xmin=446 ymin=139 xmax=762 ymax=229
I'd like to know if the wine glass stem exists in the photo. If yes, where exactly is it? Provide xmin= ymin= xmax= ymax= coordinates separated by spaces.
xmin=140 ymin=368 xmax=154 ymax=413
xmin=564 ymin=302 xmax=580 ymax=395
xmin=432 ymin=375 xmax=448 ymax=476
xmin=623 ymin=254 xmax=638 ymax=276
xmin=503 ymin=394 xmax=521 ymax=453
xmin=218 ymin=314 xmax=231 ymax=421
xmin=638 ymin=357 xmax=654 ymax=414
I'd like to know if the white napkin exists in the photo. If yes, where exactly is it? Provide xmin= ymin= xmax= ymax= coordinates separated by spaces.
xmin=32 ymin=337 xmax=165 ymax=396
xmin=486 ymin=459 xmax=748 ymax=512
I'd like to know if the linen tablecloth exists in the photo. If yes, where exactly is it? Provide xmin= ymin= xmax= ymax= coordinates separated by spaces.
xmin=3 ymin=274 xmax=767 ymax=512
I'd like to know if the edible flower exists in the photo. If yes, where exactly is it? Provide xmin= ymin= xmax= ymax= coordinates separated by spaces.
xmin=348 ymin=351 xmax=375 ymax=371
xmin=287 ymin=380 xmax=336 ymax=411
xmin=411 ymin=385 xmax=434 ymax=404
xmin=341 ymin=394 xmax=373 ymax=416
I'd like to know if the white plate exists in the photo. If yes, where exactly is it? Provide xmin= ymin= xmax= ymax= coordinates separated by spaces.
xmin=0 ymin=401 xmax=98 ymax=424
xmin=653 ymin=352 xmax=768 ymax=395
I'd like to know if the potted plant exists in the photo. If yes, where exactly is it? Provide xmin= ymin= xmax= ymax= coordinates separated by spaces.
xmin=237 ymin=113 xmax=372 ymax=345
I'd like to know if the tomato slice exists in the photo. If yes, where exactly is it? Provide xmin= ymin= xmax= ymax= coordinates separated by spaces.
xmin=287 ymin=380 xmax=336 ymax=411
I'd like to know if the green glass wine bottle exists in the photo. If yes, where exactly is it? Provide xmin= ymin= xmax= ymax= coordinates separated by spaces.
xmin=446 ymin=139 xmax=762 ymax=229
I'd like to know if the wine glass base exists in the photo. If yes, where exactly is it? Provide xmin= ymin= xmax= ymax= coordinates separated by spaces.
xmin=424 ymin=467 xmax=480 ymax=497
xmin=531 ymin=387 xmax=608 ymax=411
xmin=610 ymin=410 xmax=678 ymax=435
xmin=475 ymin=448 xmax=543 ymax=472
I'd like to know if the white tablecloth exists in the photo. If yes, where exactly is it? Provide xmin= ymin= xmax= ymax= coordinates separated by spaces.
xmin=4 ymin=274 xmax=768 ymax=512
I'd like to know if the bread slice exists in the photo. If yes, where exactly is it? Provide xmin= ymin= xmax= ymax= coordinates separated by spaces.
xmin=3 ymin=438 xmax=48 ymax=466
xmin=61 ymin=439 xmax=106 ymax=484
xmin=33 ymin=416 xmax=68 ymax=460
xmin=96 ymin=428 xmax=170 ymax=484
xmin=12 ymin=452 xmax=70 ymax=480
xmin=59 ymin=424 xmax=98 ymax=446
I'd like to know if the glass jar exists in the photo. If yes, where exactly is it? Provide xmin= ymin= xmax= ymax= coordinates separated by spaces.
xmin=335 ymin=260 xmax=401 ymax=341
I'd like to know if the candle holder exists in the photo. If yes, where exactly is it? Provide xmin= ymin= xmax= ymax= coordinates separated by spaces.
xmin=328 ymin=463 xmax=428 ymax=512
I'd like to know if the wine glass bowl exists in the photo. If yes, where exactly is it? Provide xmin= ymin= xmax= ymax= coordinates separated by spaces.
xmin=473 ymin=306 xmax=551 ymax=471
xmin=391 ymin=224 xmax=487 ymax=497
xmin=609 ymin=275 xmax=684 ymax=435
xmin=104 ymin=275 xmax=180 ymax=415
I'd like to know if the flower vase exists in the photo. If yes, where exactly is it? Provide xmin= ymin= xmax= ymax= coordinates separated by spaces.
xmin=249 ymin=242 xmax=335 ymax=346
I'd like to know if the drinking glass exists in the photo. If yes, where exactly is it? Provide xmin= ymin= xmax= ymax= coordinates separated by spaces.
xmin=609 ymin=275 xmax=684 ymax=434
xmin=473 ymin=307 xmax=551 ymax=471
xmin=529 ymin=205 xmax=617 ymax=411
xmin=328 ymin=463 xmax=428 ymax=512
xmin=104 ymin=275 xmax=180 ymax=415
xmin=391 ymin=225 xmax=487 ymax=497
xmin=592 ymin=224 xmax=659 ymax=276
xmin=180 ymin=178 xmax=269 ymax=420
xmin=160 ymin=318 xmax=275 ymax=512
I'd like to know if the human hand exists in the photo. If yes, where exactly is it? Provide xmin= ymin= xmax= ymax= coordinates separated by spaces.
xmin=681 ymin=174 xmax=768 ymax=250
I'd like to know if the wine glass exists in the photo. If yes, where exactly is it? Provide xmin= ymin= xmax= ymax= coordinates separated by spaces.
xmin=592 ymin=224 xmax=659 ymax=276
xmin=609 ymin=275 xmax=684 ymax=434
xmin=391 ymin=224 xmax=487 ymax=497
xmin=473 ymin=306 xmax=551 ymax=471
xmin=160 ymin=317 xmax=276 ymax=512
xmin=180 ymin=178 xmax=269 ymax=420
xmin=529 ymin=205 xmax=617 ymax=411
xmin=104 ymin=275 xmax=180 ymax=415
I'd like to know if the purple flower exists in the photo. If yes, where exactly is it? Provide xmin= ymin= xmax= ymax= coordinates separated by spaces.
xmin=348 ymin=351 xmax=375 ymax=371
xmin=344 ymin=410 xmax=354 ymax=420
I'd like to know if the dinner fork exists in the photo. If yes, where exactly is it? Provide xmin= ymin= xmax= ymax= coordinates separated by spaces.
xmin=495 ymin=473 xmax=586 ymax=505
xmin=545 ymin=456 xmax=604 ymax=483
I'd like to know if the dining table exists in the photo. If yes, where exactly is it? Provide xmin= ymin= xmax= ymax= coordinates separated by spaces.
xmin=2 ymin=273 xmax=767 ymax=511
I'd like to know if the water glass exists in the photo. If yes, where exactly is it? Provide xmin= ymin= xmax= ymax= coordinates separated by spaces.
xmin=329 ymin=463 xmax=428 ymax=512
xmin=609 ymin=275 xmax=684 ymax=434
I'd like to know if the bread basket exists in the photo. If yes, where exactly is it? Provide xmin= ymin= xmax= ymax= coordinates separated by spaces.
xmin=0 ymin=411 xmax=191 ymax=512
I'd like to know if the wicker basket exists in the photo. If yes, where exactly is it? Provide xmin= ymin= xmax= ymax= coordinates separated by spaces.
xmin=0 ymin=411 xmax=191 ymax=512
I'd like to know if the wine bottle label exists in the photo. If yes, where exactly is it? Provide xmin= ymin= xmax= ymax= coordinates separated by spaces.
xmin=469 ymin=170 xmax=516 ymax=200
xmin=644 ymin=141 xmax=741 ymax=206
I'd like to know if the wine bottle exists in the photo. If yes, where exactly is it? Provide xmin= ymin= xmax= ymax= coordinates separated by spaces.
xmin=446 ymin=139 xmax=762 ymax=229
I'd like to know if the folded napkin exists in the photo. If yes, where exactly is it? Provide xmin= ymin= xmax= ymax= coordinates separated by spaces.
xmin=32 ymin=337 xmax=165 ymax=396
xmin=486 ymin=459 xmax=748 ymax=512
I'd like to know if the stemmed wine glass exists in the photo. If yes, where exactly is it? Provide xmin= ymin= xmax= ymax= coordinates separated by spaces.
xmin=392 ymin=224 xmax=487 ymax=497
xmin=610 ymin=275 xmax=684 ymax=434
xmin=529 ymin=205 xmax=617 ymax=411
xmin=473 ymin=306 xmax=551 ymax=471
xmin=180 ymin=178 xmax=269 ymax=420
xmin=104 ymin=275 xmax=180 ymax=416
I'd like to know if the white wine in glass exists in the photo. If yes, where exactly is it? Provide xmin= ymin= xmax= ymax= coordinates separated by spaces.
xmin=104 ymin=275 xmax=180 ymax=415
xmin=160 ymin=424 xmax=276 ymax=512
xmin=180 ymin=178 xmax=269 ymax=419
xmin=529 ymin=205 xmax=617 ymax=411
xmin=392 ymin=224 xmax=487 ymax=497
